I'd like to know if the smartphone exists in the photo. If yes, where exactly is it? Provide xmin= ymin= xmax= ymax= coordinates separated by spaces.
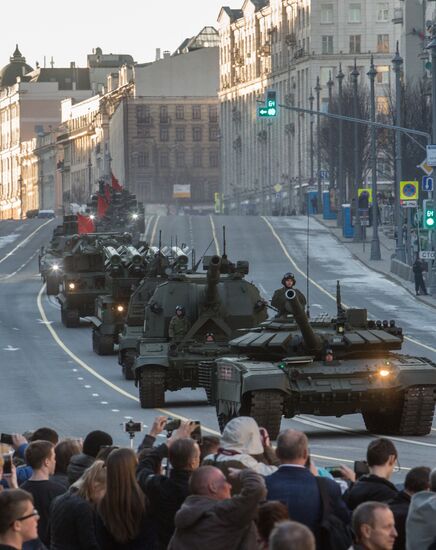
xmin=354 ymin=460 xmax=370 ymax=478
xmin=324 ymin=466 xmax=343 ymax=477
xmin=3 ymin=455 xmax=12 ymax=475
xmin=191 ymin=422 xmax=202 ymax=445
xmin=0 ymin=433 xmax=13 ymax=446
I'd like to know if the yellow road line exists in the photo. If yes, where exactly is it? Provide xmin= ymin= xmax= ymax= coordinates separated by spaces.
xmin=208 ymin=215 xmax=221 ymax=256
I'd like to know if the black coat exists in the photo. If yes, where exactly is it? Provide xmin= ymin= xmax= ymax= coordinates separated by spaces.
xmin=67 ymin=453 xmax=95 ymax=485
xmin=388 ymin=490 xmax=411 ymax=550
xmin=50 ymin=490 xmax=100 ymax=550
xmin=137 ymin=444 xmax=190 ymax=549
xmin=343 ymin=474 xmax=398 ymax=510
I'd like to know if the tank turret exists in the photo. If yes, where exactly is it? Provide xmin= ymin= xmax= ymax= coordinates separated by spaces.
xmin=285 ymin=289 xmax=323 ymax=354
xmin=204 ymin=255 xmax=221 ymax=308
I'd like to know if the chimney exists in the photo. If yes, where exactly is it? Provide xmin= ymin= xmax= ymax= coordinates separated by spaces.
xmin=155 ymin=48 xmax=161 ymax=61
xmin=70 ymin=61 xmax=75 ymax=68
xmin=163 ymin=50 xmax=170 ymax=59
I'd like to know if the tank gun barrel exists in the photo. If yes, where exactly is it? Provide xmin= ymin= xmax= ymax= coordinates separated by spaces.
xmin=204 ymin=255 xmax=221 ymax=305
xmin=285 ymin=289 xmax=323 ymax=353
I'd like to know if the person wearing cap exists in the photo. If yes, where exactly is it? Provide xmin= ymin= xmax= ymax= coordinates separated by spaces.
xmin=271 ymin=273 xmax=306 ymax=318
xmin=168 ymin=306 xmax=191 ymax=342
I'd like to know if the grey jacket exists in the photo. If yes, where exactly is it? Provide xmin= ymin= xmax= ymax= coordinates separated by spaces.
xmin=168 ymin=469 xmax=266 ymax=550
xmin=406 ymin=491 xmax=436 ymax=550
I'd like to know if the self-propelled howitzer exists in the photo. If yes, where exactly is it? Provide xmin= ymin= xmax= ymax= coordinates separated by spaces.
xmin=212 ymin=285 xmax=436 ymax=438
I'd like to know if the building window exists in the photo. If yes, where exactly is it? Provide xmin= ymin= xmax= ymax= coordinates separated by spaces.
xmin=159 ymin=151 xmax=170 ymax=168
xmin=160 ymin=105 xmax=169 ymax=123
xmin=192 ymin=105 xmax=202 ymax=120
xmin=209 ymin=149 xmax=219 ymax=168
xmin=209 ymin=125 xmax=219 ymax=141
xmin=175 ymin=126 xmax=185 ymax=141
xmin=208 ymin=105 xmax=218 ymax=122
xmin=322 ymin=36 xmax=333 ymax=54
xmin=160 ymin=127 xmax=169 ymax=142
xmin=175 ymin=105 xmax=184 ymax=120
xmin=176 ymin=150 xmax=185 ymax=168
xmin=193 ymin=127 xmax=202 ymax=142
xmin=193 ymin=149 xmax=203 ymax=167
xmin=377 ymin=34 xmax=389 ymax=53
xmin=377 ymin=2 xmax=389 ymax=22
xmin=349 ymin=35 xmax=361 ymax=54
xmin=321 ymin=4 xmax=333 ymax=24
xmin=348 ymin=3 xmax=361 ymax=23
xmin=376 ymin=96 xmax=389 ymax=115
xmin=376 ymin=65 xmax=390 ymax=84
xmin=138 ymin=151 xmax=149 ymax=168
xmin=136 ymin=105 xmax=150 ymax=123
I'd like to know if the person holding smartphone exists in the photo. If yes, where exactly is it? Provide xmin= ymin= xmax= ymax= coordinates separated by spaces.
xmin=0 ymin=454 xmax=18 ymax=491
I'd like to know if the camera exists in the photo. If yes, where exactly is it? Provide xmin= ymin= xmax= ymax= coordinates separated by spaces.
xmin=0 ymin=433 xmax=13 ymax=446
xmin=164 ymin=418 xmax=202 ymax=444
xmin=123 ymin=420 xmax=143 ymax=433
xmin=3 ymin=454 xmax=12 ymax=475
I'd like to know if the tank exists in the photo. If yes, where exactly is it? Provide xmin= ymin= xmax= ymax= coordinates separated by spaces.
xmin=56 ymin=233 xmax=132 ymax=327
xmin=133 ymin=253 xmax=268 ymax=408
xmin=211 ymin=282 xmax=436 ymax=439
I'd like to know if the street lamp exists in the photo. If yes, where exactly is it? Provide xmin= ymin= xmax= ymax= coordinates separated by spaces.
xmin=392 ymin=42 xmax=406 ymax=262
xmin=87 ymin=156 xmax=92 ymax=198
xmin=351 ymin=59 xmax=362 ymax=243
xmin=18 ymin=174 xmax=23 ymax=219
xmin=327 ymin=72 xmax=335 ymax=193
xmin=336 ymin=64 xmax=345 ymax=227
xmin=367 ymin=56 xmax=381 ymax=261
xmin=315 ymin=77 xmax=322 ymax=210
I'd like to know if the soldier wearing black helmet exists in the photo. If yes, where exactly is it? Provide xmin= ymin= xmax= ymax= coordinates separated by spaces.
xmin=168 ymin=305 xmax=191 ymax=341
xmin=271 ymin=272 xmax=306 ymax=317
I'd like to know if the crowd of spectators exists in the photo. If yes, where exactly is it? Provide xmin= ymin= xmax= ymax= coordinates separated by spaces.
xmin=1 ymin=416 xmax=436 ymax=550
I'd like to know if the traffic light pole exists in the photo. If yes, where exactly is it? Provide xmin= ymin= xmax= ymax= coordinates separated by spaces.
xmin=426 ymin=26 xmax=436 ymax=295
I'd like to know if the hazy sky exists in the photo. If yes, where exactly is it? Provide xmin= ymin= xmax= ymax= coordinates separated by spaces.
xmin=1 ymin=0 xmax=229 ymax=69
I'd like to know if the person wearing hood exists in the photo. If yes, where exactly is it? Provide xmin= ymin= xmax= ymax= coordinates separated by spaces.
xmin=168 ymin=466 xmax=266 ymax=550
xmin=202 ymin=417 xmax=278 ymax=492
xmin=405 ymin=468 xmax=436 ymax=550
xmin=67 ymin=431 xmax=112 ymax=486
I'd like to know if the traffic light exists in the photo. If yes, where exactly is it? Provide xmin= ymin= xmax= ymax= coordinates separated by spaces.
xmin=423 ymin=199 xmax=435 ymax=229
xmin=257 ymin=90 xmax=277 ymax=117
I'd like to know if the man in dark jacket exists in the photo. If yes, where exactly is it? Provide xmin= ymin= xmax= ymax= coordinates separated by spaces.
xmin=265 ymin=429 xmax=349 ymax=543
xmin=271 ymin=273 xmax=306 ymax=317
xmin=388 ymin=466 xmax=430 ymax=550
xmin=137 ymin=421 xmax=200 ymax=549
xmin=168 ymin=467 xmax=266 ymax=550
xmin=344 ymin=438 xmax=399 ymax=511
xmin=67 ymin=430 xmax=112 ymax=485
xmin=412 ymin=257 xmax=428 ymax=296
xmin=0 ymin=489 xmax=40 ymax=550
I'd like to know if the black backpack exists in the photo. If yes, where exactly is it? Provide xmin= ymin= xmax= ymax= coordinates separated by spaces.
xmin=316 ymin=476 xmax=353 ymax=550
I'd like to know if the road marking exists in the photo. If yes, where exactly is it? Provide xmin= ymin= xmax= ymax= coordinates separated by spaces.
xmin=261 ymin=217 xmax=436 ymax=354
xmin=209 ymin=215 xmax=221 ymax=255
xmin=3 ymin=345 xmax=19 ymax=351
xmin=0 ymin=250 xmax=39 ymax=281
xmin=149 ymin=215 xmax=161 ymax=247
xmin=143 ymin=216 xmax=154 ymax=243
xmin=0 ymin=219 xmax=53 ymax=265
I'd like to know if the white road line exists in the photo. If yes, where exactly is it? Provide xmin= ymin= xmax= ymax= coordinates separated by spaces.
xmin=149 ymin=216 xmax=160 ymax=247
xmin=262 ymin=216 xmax=436 ymax=354
xmin=0 ymin=219 xmax=53 ymax=265
xmin=0 ymin=250 xmax=39 ymax=281
xmin=143 ymin=216 xmax=154 ymax=243
xmin=208 ymin=215 xmax=221 ymax=255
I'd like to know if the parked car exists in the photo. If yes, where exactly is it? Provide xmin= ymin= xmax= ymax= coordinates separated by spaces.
xmin=26 ymin=209 xmax=39 ymax=218
xmin=37 ymin=209 xmax=56 ymax=219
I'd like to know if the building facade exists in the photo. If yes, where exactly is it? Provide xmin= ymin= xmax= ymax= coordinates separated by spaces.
xmin=218 ymin=0 xmax=399 ymax=213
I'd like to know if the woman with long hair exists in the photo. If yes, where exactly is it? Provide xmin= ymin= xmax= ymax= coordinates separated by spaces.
xmin=50 ymin=460 xmax=106 ymax=550
xmin=96 ymin=447 xmax=154 ymax=549
xmin=52 ymin=439 xmax=82 ymax=489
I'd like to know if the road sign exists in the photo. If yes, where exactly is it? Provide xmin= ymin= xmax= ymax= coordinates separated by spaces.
xmin=274 ymin=183 xmax=282 ymax=193
xmin=319 ymin=170 xmax=329 ymax=180
xmin=401 ymin=200 xmax=417 ymax=208
xmin=427 ymin=144 xmax=436 ymax=166
xmin=420 ymin=250 xmax=436 ymax=260
xmin=422 ymin=176 xmax=434 ymax=192
xmin=400 ymin=181 xmax=419 ymax=201
xmin=417 ymin=159 xmax=434 ymax=176
xmin=358 ymin=188 xmax=373 ymax=204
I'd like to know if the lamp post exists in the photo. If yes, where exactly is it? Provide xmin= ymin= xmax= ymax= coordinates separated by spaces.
xmin=425 ymin=23 xmax=436 ymax=295
xmin=87 ymin=156 xmax=92 ymax=198
xmin=327 ymin=72 xmax=334 ymax=193
xmin=351 ymin=59 xmax=362 ymax=243
xmin=336 ymin=64 xmax=345 ymax=227
xmin=315 ymin=77 xmax=322 ymax=209
xmin=368 ymin=56 xmax=381 ymax=260
xmin=309 ymin=89 xmax=315 ymax=190
xmin=392 ymin=42 xmax=406 ymax=262
xmin=18 ymin=174 xmax=23 ymax=219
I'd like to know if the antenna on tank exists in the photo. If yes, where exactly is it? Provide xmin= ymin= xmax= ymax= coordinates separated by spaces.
xmin=336 ymin=280 xmax=346 ymax=321
xmin=222 ymin=226 xmax=227 ymax=258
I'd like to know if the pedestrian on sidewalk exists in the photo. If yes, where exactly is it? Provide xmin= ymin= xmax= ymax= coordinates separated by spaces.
xmin=412 ymin=256 xmax=428 ymax=296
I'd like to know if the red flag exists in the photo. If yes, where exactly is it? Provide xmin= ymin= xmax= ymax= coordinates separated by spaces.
xmin=77 ymin=213 xmax=96 ymax=234
xmin=97 ymin=195 xmax=109 ymax=218
xmin=112 ymin=172 xmax=123 ymax=191
xmin=104 ymin=183 xmax=111 ymax=202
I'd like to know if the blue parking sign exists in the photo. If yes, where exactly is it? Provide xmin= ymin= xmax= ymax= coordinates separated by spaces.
xmin=422 ymin=176 xmax=434 ymax=192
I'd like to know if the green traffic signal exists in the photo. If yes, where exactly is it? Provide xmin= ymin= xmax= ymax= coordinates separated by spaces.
xmin=423 ymin=200 xmax=435 ymax=229
xmin=257 ymin=90 xmax=277 ymax=118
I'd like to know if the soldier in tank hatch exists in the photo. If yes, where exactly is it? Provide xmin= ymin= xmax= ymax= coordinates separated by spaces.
xmin=271 ymin=272 xmax=306 ymax=317
xmin=168 ymin=305 xmax=191 ymax=341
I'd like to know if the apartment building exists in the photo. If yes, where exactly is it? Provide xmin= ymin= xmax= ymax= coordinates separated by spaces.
xmin=218 ymin=0 xmax=399 ymax=212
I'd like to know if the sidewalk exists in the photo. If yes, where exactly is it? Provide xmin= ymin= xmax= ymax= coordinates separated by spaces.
xmin=315 ymin=215 xmax=436 ymax=311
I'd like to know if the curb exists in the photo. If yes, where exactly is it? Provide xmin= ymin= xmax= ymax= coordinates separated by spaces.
xmin=315 ymin=216 xmax=436 ymax=311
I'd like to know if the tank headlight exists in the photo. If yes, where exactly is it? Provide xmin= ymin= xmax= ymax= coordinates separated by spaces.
xmin=52 ymin=264 xmax=59 ymax=271
xmin=116 ymin=305 xmax=124 ymax=313
xmin=68 ymin=282 xmax=75 ymax=290
xmin=90 ymin=214 xmax=95 ymax=220
xmin=378 ymin=368 xmax=391 ymax=378
xmin=131 ymin=213 xmax=138 ymax=220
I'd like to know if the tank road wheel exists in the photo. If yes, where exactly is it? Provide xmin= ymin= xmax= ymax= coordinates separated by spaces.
xmin=247 ymin=390 xmax=284 ymax=440
xmin=46 ymin=277 xmax=59 ymax=296
xmin=139 ymin=367 xmax=166 ymax=408
xmin=61 ymin=306 xmax=80 ymax=328
xmin=121 ymin=351 xmax=136 ymax=381
xmin=363 ymin=386 xmax=436 ymax=436
xmin=92 ymin=330 xmax=114 ymax=355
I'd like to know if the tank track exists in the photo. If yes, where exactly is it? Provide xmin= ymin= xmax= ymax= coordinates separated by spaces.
xmin=139 ymin=368 xmax=166 ymax=408
xmin=363 ymin=386 xmax=436 ymax=436
xmin=248 ymin=390 xmax=284 ymax=440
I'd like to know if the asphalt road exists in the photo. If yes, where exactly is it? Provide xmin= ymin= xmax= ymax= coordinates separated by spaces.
xmin=1 ymin=214 xmax=436 ymax=479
